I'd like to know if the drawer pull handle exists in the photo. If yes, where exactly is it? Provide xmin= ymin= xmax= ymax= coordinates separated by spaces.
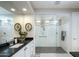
xmin=24 ymin=47 xmax=27 ymax=50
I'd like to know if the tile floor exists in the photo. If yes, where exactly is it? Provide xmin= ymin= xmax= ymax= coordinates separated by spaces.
xmin=35 ymin=53 xmax=72 ymax=57
xmin=35 ymin=47 xmax=73 ymax=57
xmin=36 ymin=47 xmax=67 ymax=53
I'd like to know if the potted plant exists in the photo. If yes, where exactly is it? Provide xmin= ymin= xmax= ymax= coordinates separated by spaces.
xmin=19 ymin=31 xmax=28 ymax=42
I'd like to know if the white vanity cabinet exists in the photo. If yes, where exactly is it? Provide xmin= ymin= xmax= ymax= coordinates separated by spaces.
xmin=12 ymin=40 xmax=34 ymax=57
xmin=12 ymin=46 xmax=25 ymax=57
xmin=24 ymin=40 xmax=34 ymax=57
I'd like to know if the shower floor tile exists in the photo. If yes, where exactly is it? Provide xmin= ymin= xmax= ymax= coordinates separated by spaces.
xmin=36 ymin=47 xmax=66 ymax=53
xmin=35 ymin=53 xmax=72 ymax=57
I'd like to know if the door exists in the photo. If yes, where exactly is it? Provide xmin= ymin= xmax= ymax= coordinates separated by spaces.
xmin=72 ymin=12 xmax=79 ymax=51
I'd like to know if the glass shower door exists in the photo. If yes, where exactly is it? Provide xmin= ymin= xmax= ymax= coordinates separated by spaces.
xmin=35 ymin=15 xmax=58 ymax=47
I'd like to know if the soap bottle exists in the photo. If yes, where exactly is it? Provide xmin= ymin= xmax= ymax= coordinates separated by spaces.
xmin=14 ymin=38 xmax=17 ymax=44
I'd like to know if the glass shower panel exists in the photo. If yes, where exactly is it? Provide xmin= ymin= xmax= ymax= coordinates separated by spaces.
xmin=46 ymin=21 xmax=57 ymax=47
xmin=35 ymin=23 xmax=48 ymax=47
xmin=35 ymin=15 xmax=57 ymax=47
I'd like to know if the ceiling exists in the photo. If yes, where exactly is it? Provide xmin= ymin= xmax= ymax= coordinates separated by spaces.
xmin=31 ymin=1 xmax=79 ymax=9
xmin=0 ymin=7 xmax=12 ymax=15
xmin=1 ymin=1 xmax=79 ymax=14
xmin=0 ymin=1 xmax=34 ymax=15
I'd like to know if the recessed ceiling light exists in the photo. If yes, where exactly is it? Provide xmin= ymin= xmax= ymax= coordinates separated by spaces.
xmin=36 ymin=20 xmax=41 ymax=23
xmin=22 ymin=8 xmax=27 ymax=12
xmin=45 ymin=20 xmax=50 ymax=23
xmin=10 ymin=8 xmax=15 ymax=12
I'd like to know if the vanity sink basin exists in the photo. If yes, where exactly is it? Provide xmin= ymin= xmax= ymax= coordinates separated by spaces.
xmin=9 ymin=43 xmax=23 ymax=48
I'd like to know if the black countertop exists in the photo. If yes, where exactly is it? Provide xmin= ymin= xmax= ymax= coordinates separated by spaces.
xmin=70 ymin=52 xmax=79 ymax=57
xmin=0 ymin=37 xmax=33 ymax=57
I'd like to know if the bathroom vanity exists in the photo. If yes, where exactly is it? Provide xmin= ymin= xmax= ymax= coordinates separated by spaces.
xmin=0 ymin=37 xmax=35 ymax=57
xmin=12 ymin=39 xmax=34 ymax=57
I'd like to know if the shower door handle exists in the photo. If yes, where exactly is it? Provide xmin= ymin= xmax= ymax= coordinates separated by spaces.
xmin=73 ymin=38 xmax=77 ymax=40
xmin=39 ymin=36 xmax=47 ymax=37
xmin=56 ymin=32 xmax=58 ymax=35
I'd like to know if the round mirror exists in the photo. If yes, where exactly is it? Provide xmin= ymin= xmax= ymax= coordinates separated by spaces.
xmin=14 ymin=23 xmax=21 ymax=32
xmin=25 ymin=23 xmax=32 ymax=32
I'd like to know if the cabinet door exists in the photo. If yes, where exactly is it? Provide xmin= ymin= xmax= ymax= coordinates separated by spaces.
xmin=29 ymin=41 xmax=35 ymax=56
xmin=24 ymin=47 xmax=31 ymax=57
xmin=25 ymin=42 xmax=31 ymax=57
xmin=12 ymin=48 xmax=25 ymax=57
xmin=25 ymin=41 xmax=34 ymax=57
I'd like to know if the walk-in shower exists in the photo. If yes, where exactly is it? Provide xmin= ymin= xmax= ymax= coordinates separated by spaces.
xmin=34 ymin=15 xmax=66 ymax=54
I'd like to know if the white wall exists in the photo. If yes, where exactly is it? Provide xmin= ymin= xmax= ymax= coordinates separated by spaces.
xmin=0 ymin=15 xmax=14 ymax=44
xmin=60 ymin=15 xmax=72 ymax=52
xmin=13 ymin=15 xmax=34 ymax=38
xmin=0 ymin=7 xmax=14 ymax=44
xmin=60 ymin=12 xmax=79 ymax=52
